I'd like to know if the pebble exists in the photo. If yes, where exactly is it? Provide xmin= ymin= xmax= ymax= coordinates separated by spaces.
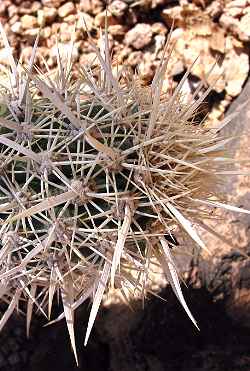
xmin=18 ymin=1 xmax=40 ymax=14
xmin=64 ymin=14 xmax=77 ymax=24
xmin=76 ymin=12 xmax=94 ymax=31
xmin=125 ymin=23 xmax=153 ymax=49
xmin=95 ymin=10 xmax=118 ymax=27
xmin=109 ymin=24 xmax=127 ymax=37
xmin=41 ymin=0 xmax=64 ymax=7
xmin=138 ymin=52 xmax=156 ymax=81
xmin=10 ymin=21 xmax=22 ymax=33
xmin=8 ymin=5 xmax=18 ymax=18
xmin=20 ymin=14 xmax=38 ymax=29
xmin=161 ymin=6 xmax=183 ymax=28
xmin=151 ymin=22 xmax=167 ymax=35
xmin=0 ymin=2 xmax=7 ymax=15
xmin=79 ymin=0 xmax=103 ymax=15
xmin=37 ymin=7 xmax=57 ymax=26
xmin=238 ymin=11 xmax=250 ymax=41
xmin=58 ymin=2 xmax=75 ymax=18
xmin=109 ymin=0 xmax=128 ymax=17
xmin=9 ymin=14 xmax=19 ymax=26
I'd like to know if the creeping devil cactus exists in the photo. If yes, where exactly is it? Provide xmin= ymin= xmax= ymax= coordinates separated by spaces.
xmin=0 ymin=23 xmax=249 ymax=363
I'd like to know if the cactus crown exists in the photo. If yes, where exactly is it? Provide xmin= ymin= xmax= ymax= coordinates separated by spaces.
xmin=0 ymin=23 xmax=249 ymax=363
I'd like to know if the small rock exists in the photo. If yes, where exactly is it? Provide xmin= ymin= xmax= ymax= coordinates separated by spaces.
xmin=243 ymin=5 xmax=250 ymax=12
xmin=151 ymin=22 xmax=167 ymax=35
xmin=170 ymin=27 xmax=184 ymax=42
xmin=9 ymin=15 xmax=19 ymax=26
xmin=41 ymin=0 xmax=64 ymax=7
xmin=19 ymin=0 xmax=40 ymax=14
xmin=23 ymin=28 xmax=40 ymax=43
xmin=174 ymin=30 xmax=225 ymax=93
xmin=10 ymin=21 xmax=22 ymax=34
xmin=109 ymin=0 xmax=128 ymax=17
xmin=152 ymin=0 xmax=168 ymax=7
xmin=59 ymin=23 xmax=77 ymax=42
xmin=161 ymin=6 xmax=183 ymax=28
xmin=109 ymin=24 xmax=127 ymax=36
xmin=238 ymin=12 xmax=250 ymax=40
xmin=79 ymin=0 xmax=104 ymax=15
xmin=0 ymin=2 xmax=7 ymax=15
xmin=219 ymin=13 xmax=239 ymax=30
xmin=154 ymin=34 xmax=166 ymax=55
xmin=51 ymin=22 xmax=61 ymax=35
xmin=76 ymin=12 xmax=94 ymax=31
xmin=125 ymin=23 xmax=153 ymax=49
xmin=8 ymin=5 xmax=18 ymax=18
xmin=64 ymin=14 xmax=77 ymax=24
xmin=58 ymin=2 xmax=75 ymax=18
xmin=41 ymin=26 xmax=52 ymax=39
xmin=44 ymin=7 xmax=58 ymax=23
xmin=21 ymin=14 xmax=38 ymax=29
xmin=223 ymin=38 xmax=249 ymax=96
xmin=226 ymin=6 xmax=243 ymax=17
xmin=31 ymin=1 xmax=42 ymax=12
xmin=37 ymin=7 xmax=57 ymax=26
xmin=210 ymin=25 xmax=225 ymax=53
xmin=95 ymin=11 xmax=118 ymax=27
xmin=127 ymin=51 xmax=144 ymax=67
xmin=138 ymin=52 xmax=156 ymax=81
xmin=226 ymin=0 xmax=247 ymax=7
xmin=206 ymin=0 xmax=223 ymax=19
xmin=79 ymin=0 xmax=92 ymax=13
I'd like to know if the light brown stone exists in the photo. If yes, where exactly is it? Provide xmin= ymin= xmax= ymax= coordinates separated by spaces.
xmin=58 ymin=2 xmax=75 ymax=18
xmin=76 ymin=12 xmax=94 ymax=31
xmin=109 ymin=24 xmax=126 ymax=36
xmin=41 ymin=0 xmax=64 ymax=7
xmin=238 ymin=12 xmax=250 ymax=40
xmin=7 ymin=5 xmax=18 ymax=18
xmin=21 ymin=15 xmax=38 ymax=29
xmin=63 ymin=14 xmax=77 ymax=24
xmin=95 ymin=11 xmax=118 ymax=27
xmin=161 ymin=6 xmax=183 ymax=28
xmin=151 ymin=22 xmax=167 ymax=35
xmin=109 ymin=0 xmax=128 ymax=17
xmin=79 ymin=0 xmax=103 ymax=15
xmin=37 ymin=7 xmax=57 ymax=26
xmin=223 ymin=39 xmax=249 ymax=96
xmin=10 ymin=21 xmax=22 ymax=34
xmin=125 ymin=23 xmax=153 ymax=50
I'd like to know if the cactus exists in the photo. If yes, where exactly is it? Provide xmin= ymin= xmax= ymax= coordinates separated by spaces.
xmin=0 ymin=23 xmax=249 ymax=363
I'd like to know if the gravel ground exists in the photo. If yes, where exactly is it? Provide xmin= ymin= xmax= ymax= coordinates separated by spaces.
xmin=0 ymin=0 xmax=250 ymax=125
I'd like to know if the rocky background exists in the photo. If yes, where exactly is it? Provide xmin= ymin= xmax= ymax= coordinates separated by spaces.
xmin=0 ymin=1 xmax=250 ymax=371
xmin=0 ymin=0 xmax=250 ymax=125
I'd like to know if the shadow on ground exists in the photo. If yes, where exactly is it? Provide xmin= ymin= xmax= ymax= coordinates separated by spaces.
xmin=1 ymin=282 xmax=250 ymax=371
